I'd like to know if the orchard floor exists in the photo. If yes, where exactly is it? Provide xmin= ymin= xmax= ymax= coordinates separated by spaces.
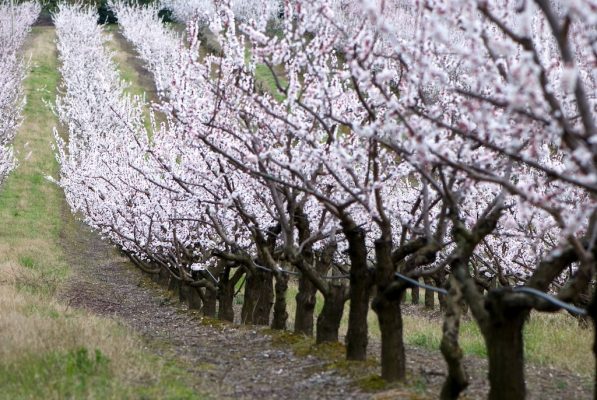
xmin=3 ymin=23 xmax=592 ymax=400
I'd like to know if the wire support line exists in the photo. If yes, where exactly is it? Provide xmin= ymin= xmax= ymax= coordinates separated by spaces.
xmin=512 ymin=286 xmax=587 ymax=316
xmin=394 ymin=272 xmax=449 ymax=295
xmin=393 ymin=273 xmax=587 ymax=316
xmin=252 ymin=263 xmax=349 ymax=280
xmin=194 ymin=263 xmax=588 ymax=315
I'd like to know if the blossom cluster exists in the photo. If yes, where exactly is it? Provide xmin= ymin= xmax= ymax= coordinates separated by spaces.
xmin=63 ymin=0 xmax=594 ymax=291
xmin=54 ymin=4 xmax=185 ymax=271
xmin=109 ymin=1 xmax=182 ymax=96
xmin=160 ymin=0 xmax=280 ymax=28
xmin=54 ymin=4 xmax=277 ymax=284
xmin=0 ymin=1 xmax=40 ymax=184
xmin=55 ymin=0 xmax=596 ymax=339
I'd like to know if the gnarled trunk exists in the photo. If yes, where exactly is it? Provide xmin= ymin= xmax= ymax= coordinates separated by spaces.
xmin=586 ymin=288 xmax=597 ymax=400
xmin=439 ymin=278 xmax=468 ymax=400
xmin=179 ymin=281 xmax=190 ymax=304
xmin=241 ymin=268 xmax=273 ymax=325
xmin=484 ymin=293 xmax=527 ymax=400
xmin=486 ymin=318 xmax=525 ymax=400
xmin=294 ymin=275 xmax=317 ymax=335
xmin=424 ymin=277 xmax=435 ymax=309
xmin=202 ymin=286 xmax=217 ymax=317
xmin=435 ymin=275 xmax=447 ymax=312
xmin=295 ymin=241 xmax=335 ymax=335
xmin=293 ymin=208 xmax=317 ymax=335
xmin=157 ymin=268 xmax=170 ymax=288
xmin=343 ymin=219 xmax=372 ymax=361
xmin=188 ymin=286 xmax=203 ymax=310
xmin=373 ymin=238 xmax=406 ymax=381
xmin=217 ymin=266 xmax=236 ymax=322
xmin=168 ymin=275 xmax=181 ymax=298
xmin=316 ymin=284 xmax=346 ymax=344
xmin=272 ymin=272 xmax=289 ymax=330
xmin=411 ymin=283 xmax=420 ymax=305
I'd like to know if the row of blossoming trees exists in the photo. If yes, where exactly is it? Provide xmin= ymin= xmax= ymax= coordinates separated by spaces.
xmin=52 ymin=1 xmax=596 ymax=399
xmin=0 ymin=1 xmax=40 ymax=184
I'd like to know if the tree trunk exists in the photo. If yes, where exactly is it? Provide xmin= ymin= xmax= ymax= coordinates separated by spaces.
xmin=253 ymin=268 xmax=273 ymax=325
xmin=316 ymin=284 xmax=346 ymax=344
xmin=188 ymin=286 xmax=202 ymax=310
xmin=424 ymin=278 xmax=435 ymax=309
xmin=343 ymin=219 xmax=372 ymax=361
xmin=157 ymin=268 xmax=170 ymax=288
xmin=373 ymin=238 xmax=406 ymax=382
xmin=218 ymin=267 xmax=236 ymax=322
xmin=179 ymin=281 xmax=190 ymax=304
xmin=411 ymin=283 xmax=420 ymax=305
xmin=292 ymin=208 xmax=316 ymax=335
xmin=587 ymin=288 xmax=597 ymax=400
xmin=295 ymin=242 xmax=334 ymax=335
xmin=202 ymin=287 xmax=217 ymax=318
xmin=461 ymin=300 xmax=469 ymax=315
xmin=168 ymin=276 xmax=181 ymax=298
xmin=241 ymin=268 xmax=273 ymax=325
xmin=294 ymin=274 xmax=317 ymax=335
xmin=272 ymin=272 xmax=289 ymax=330
xmin=435 ymin=275 xmax=447 ymax=312
xmin=484 ymin=294 xmax=526 ymax=400
xmin=439 ymin=278 xmax=468 ymax=400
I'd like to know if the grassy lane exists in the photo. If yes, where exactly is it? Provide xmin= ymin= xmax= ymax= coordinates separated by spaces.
xmin=0 ymin=27 xmax=65 ymax=295
xmin=0 ymin=26 xmax=201 ymax=400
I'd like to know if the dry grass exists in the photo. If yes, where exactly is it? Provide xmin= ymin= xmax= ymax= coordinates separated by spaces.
xmin=0 ymin=282 xmax=139 ymax=375
xmin=0 ymin=280 xmax=198 ymax=398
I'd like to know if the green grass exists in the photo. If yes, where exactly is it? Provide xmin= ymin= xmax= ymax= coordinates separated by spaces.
xmin=0 ymin=26 xmax=203 ymax=400
xmin=0 ymin=347 xmax=202 ymax=400
xmin=242 ymin=42 xmax=288 ymax=102
xmin=104 ymin=25 xmax=147 ymax=98
xmin=255 ymin=63 xmax=287 ymax=102
xmin=0 ymin=348 xmax=112 ymax=400
xmin=400 ymin=308 xmax=593 ymax=373
xmin=0 ymin=26 xmax=67 ymax=296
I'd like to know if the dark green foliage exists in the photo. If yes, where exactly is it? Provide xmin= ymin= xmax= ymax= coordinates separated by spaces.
xmin=158 ymin=7 xmax=174 ymax=23
xmin=97 ymin=1 xmax=117 ymax=24
xmin=20 ymin=1 xmax=165 ymax=25
xmin=98 ymin=0 xmax=158 ymax=25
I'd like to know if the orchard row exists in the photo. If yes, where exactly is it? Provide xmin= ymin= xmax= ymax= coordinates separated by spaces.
xmin=0 ymin=2 xmax=39 ymax=184
xmin=10 ymin=1 xmax=596 ymax=399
